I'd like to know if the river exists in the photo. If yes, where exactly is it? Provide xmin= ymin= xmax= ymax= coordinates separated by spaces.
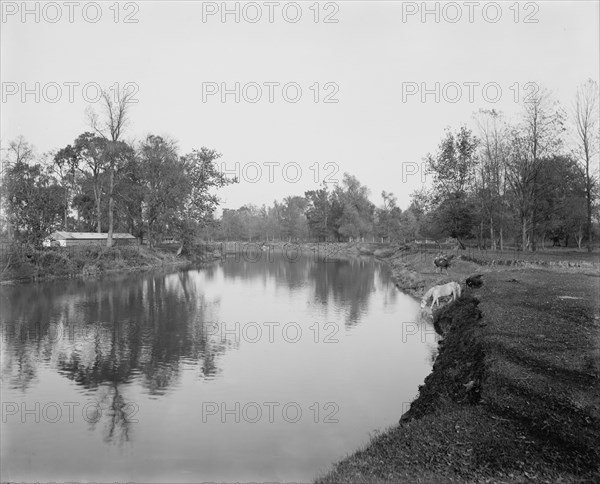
xmin=0 ymin=249 xmax=435 ymax=483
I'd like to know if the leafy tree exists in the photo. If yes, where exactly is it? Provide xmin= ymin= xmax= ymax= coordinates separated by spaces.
xmin=266 ymin=202 xmax=283 ymax=240
xmin=53 ymin=144 xmax=81 ymax=230
xmin=398 ymin=208 xmax=420 ymax=242
xmin=305 ymin=185 xmax=331 ymax=241
xmin=375 ymin=191 xmax=402 ymax=242
xmin=1 ymin=136 xmax=36 ymax=237
xmin=59 ymin=132 xmax=109 ymax=233
xmin=281 ymin=196 xmax=308 ymax=241
xmin=536 ymin=155 xmax=587 ymax=248
xmin=4 ymin=161 xmax=65 ymax=245
xmin=220 ymin=208 xmax=243 ymax=241
xmin=114 ymin=148 xmax=145 ymax=238
xmin=138 ymin=135 xmax=189 ymax=247
xmin=330 ymin=174 xmax=374 ymax=241
xmin=71 ymin=177 xmax=99 ymax=231
xmin=425 ymin=127 xmax=479 ymax=247
xmin=178 ymin=147 xmax=236 ymax=249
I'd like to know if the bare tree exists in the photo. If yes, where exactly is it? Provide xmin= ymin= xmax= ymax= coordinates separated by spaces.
xmin=4 ymin=136 xmax=35 ymax=165
xmin=474 ymin=109 xmax=510 ymax=250
xmin=88 ymin=86 xmax=135 ymax=246
xmin=573 ymin=79 xmax=599 ymax=252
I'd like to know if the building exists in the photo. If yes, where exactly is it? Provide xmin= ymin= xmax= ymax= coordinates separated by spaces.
xmin=44 ymin=231 xmax=138 ymax=247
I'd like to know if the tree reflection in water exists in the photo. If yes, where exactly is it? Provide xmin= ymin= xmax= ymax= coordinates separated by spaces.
xmin=1 ymin=268 xmax=226 ymax=443
xmin=0 ymin=252 xmax=404 ymax=445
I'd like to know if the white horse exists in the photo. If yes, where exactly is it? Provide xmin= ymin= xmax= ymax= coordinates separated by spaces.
xmin=420 ymin=281 xmax=461 ymax=309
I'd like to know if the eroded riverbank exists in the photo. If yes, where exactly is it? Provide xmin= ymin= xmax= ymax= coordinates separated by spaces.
xmin=317 ymin=246 xmax=600 ymax=483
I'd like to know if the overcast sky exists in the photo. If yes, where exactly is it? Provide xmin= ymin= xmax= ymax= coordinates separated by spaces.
xmin=2 ymin=0 xmax=598 ymax=211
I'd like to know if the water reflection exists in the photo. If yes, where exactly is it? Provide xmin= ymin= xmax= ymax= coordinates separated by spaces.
xmin=220 ymin=251 xmax=385 ymax=326
xmin=1 ymin=270 xmax=227 ymax=396
xmin=1 ymin=252 xmax=430 ymax=483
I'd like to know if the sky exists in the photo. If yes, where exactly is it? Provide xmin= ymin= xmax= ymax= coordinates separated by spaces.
xmin=1 ymin=0 xmax=599 ymax=211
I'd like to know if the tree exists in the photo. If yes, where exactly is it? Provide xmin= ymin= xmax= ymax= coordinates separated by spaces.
xmin=573 ymin=79 xmax=599 ymax=252
xmin=535 ymin=155 xmax=585 ymax=248
xmin=220 ymin=209 xmax=242 ymax=240
xmin=507 ymin=87 xmax=566 ymax=250
xmin=330 ymin=174 xmax=374 ymax=241
xmin=53 ymin=143 xmax=83 ymax=230
xmin=398 ymin=207 xmax=419 ymax=242
xmin=114 ymin=148 xmax=146 ymax=238
xmin=1 ymin=136 xmax=36 ymax=238
xmin=474 ymin=109 xmax=510 ymax=249
xmin=71 ymin=177 xmax=99 ymax=231
xmin=281 ymin=196 xmax=308 ymax=241
xmin=425 ymin=127 xmax=479 ymax=247
xmin=3 ymin=136 xmax=35 ymax=165
xmin=138 ymin=135 xmax=189 ymax=247
xmin=4 ymin=161 xmax=65 ymax=245
xmin=65 ymin=133 xmax=108 ymax=233
xmin=305 ymin=185 xmax=331 ymax=241
xmin=375 ymin=191 xmax=402 ymax=242
xmin=266 ymin=201 xmax=284 ymax=241
xmin=178 ymin=147 xmax=236 ymax=250
xmin=88 ymin=86 xmax=135 ymax=246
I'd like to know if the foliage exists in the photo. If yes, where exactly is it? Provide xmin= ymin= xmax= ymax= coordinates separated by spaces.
xmin=4 ymin=162 xmax=66 ymax=245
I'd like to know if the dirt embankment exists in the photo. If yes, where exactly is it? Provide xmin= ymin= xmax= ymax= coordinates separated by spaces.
xmin=317 ymin=247 xmax=600 ymax=483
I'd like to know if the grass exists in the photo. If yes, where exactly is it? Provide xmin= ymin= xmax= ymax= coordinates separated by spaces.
xmin=316 ymin=246 xmax=600 ymax=483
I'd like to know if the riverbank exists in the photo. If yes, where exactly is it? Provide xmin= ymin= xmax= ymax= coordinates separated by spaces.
xmin=0 ymin=243 xmax=223 ymax=285
xmin=317 ymin=247 xmax=600 ymax=483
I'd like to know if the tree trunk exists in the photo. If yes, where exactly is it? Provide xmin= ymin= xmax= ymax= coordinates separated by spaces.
xmin=107 ymin=166 xmax=115 ymax=247
xmin=587 ymin=178 xmax=593 ymax=252
xmin=531 ymin=201 xmax=537 ymax=252
xmin=522 ymin=216 xmax=528 ymax=251
xmin=63 ymin=181 xmax=69 ymax=230
xmin=95 ymin=187 xmax=102 ymax=234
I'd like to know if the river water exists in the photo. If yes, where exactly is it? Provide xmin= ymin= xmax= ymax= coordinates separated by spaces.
xmin=0 ymin=249 xmax=435 ymax=483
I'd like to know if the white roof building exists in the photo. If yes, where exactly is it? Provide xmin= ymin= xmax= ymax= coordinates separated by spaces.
xmin=44 ymin=231 xmax=137 ymax=247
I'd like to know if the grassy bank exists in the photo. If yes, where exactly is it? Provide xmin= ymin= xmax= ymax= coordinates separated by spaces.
xmin=317 ymin=247 xmax=600 ymax=483
xmin=0 ymin=243 xmax=223 ymax=284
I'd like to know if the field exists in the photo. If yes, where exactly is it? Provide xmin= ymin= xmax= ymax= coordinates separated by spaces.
xmin=317 ymin=247 xmax=600 ymax=483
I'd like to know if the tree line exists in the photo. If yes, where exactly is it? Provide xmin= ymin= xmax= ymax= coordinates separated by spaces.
xmin=1 ymin=87 xmax=234 ymax=251
xmin=419 ymin=81 xmax=599 ymax=252
xmin=1 ymin=81 xmax=598 ymax=252
xmin=213 ymin=177 xmax=418 ymax=244
xmin=211 ymin=81 xmax=599 ymax=251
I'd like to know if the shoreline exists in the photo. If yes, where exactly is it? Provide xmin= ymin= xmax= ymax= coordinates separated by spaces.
xmin=0 ymin=244 xmax=223 ymax=285
xmin=317 ymin=245 xmax=600 ymax=483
